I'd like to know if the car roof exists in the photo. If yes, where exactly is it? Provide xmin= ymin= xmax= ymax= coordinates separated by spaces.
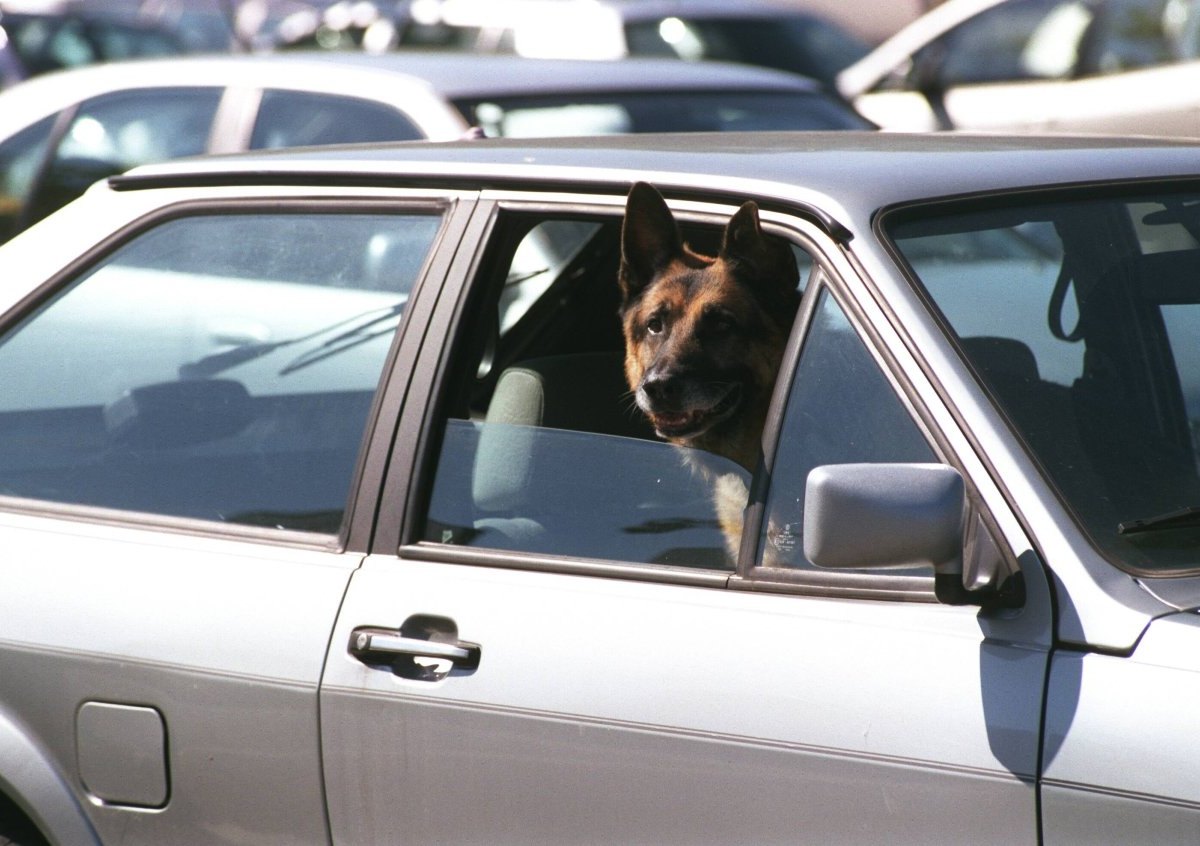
xmin=248 ymin=51 xmax=827 ymax=96
xmin=3 ymin=50 xmax=825 ymax=99
xmin=116 ymin=131 xmax=1200 ymax=235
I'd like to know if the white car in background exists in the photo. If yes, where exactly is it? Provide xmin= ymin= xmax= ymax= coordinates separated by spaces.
xmin=0 ymin=50 xmax=871 ymax=244
xmin=837 ymin=0 xmax=1200 ymax=136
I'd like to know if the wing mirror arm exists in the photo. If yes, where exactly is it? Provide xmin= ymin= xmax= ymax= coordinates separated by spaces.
xmin=803 ymin=463 xmax=1018 ymax=608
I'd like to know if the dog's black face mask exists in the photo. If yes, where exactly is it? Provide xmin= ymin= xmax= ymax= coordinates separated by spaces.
xmin=618 ymin=182 xmax=799 ymax=470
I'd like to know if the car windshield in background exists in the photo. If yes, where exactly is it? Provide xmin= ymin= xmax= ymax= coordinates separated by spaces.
xmin=887 ymin=188 xmax=1200 ymax=574
xmin=455 ymin=90 xmax=874 ymax=136
xmin=623 ymin=15 xmax=871 ymax=84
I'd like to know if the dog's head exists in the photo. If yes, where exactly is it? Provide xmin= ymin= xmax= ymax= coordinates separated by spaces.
xmin=618 ymin=182 xmax=800 ymax=469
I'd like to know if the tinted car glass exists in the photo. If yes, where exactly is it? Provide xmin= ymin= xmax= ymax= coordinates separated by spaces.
xmin=251 ymin=89 xmax=425 ymax=148
xmin=0 ymin=211 xmax=442 ymax=532
xmin=623 ymin=16 xmax=870 ymax=84
xmin=457 ymin=91 xmax=874 ymax=136
xmin=0 ymin=114 xmax=54 ymax=241
xmin=27 ymin=87 xmax=221 ymax=227
xmin=760 ymin=288 xmax=936 ymax=570
xmin=1 ymin=13 xmax=184 ymax=76
xmin=889 ymin=191 xmax=1200 ymax=572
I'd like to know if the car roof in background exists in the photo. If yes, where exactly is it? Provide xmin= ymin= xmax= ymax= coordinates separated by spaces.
xmin=0 ymin=50 xmax=830 ymax=138
xmin=115 ymin=131 xmax=1200 ymax=228
xmin=0 ymin=49 xmax=828 ymax=112
xmin=248 ymin=50 xmax=831 ymax=96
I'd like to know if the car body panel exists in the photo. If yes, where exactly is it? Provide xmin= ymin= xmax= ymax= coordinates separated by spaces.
xmin=0 ymin=508 xmax=353 ymax=844
xmin=4 ymin=132 xmax=1200 ymax=841
xmin=322 ymin=556 xmax=1044 ymax=844
xmin=1042 ymin=612 xmax=1200 ymax=837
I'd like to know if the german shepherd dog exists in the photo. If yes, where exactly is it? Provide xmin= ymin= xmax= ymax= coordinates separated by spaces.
xmin=618 ymin=182 xmax=800 ymax=557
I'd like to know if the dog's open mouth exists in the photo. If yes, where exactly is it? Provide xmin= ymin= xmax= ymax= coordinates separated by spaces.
xmin=650 ymin=384 xmax=742 ymax=440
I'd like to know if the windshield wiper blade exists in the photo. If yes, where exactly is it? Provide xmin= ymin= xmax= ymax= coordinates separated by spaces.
xmin=1118 ymin=506 xmax=1200 ymax=536
xmin=178 ymin=301 xmax=404 ymax=380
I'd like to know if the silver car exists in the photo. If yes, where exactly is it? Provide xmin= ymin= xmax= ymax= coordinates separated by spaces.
xmin=838 ymin=0 xmax=1200 ymax=136
xmin=2 ymin=131 xmax=1200 ymax=844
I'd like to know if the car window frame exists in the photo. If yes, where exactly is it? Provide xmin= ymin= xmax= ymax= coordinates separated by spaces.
xmin=0 ymin=190 xmax=474 ymax=554
xmin=390 ymin=187 xmax=1009 ymax=603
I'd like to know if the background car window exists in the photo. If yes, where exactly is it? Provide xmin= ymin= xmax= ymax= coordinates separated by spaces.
xmin=3 ymin=13 xmax=185 ymax=76
xmin=903 ymin=0 xmax=1089 ymax=88
xmin=1086 ymin=0 xmax=1196 ymax=73
xmin=760 ymin=289 xmax=936 ymax=570
xmin=28 ymin=87 xmax=221 ymax=229
xmin=622 ymin=15 xmax=870 ymax=85
xmin=904 ymin=0 xmax=1189 ymax=90
xmin=458 ymin=91 xmax=874 ymax=136
xmin=250 ymin=89 xmax=424 ymax=148
xmin=0 ymin=114 xmax=54 ymax=241
xmin=0 ymin=211 xmax=441 ymax=532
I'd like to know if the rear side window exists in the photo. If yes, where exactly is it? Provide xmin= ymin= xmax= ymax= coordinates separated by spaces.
xmin=251 ymin=90 xmax=425 ymax=148
xmin=0 ymin=210 xmax=442 ymax=533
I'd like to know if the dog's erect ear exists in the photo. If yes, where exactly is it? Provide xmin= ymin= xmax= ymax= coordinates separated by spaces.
xmin=619 ymin=182 xmax=682 ymax=302
xmin=719 ymin=201 xmax=800 ymax=307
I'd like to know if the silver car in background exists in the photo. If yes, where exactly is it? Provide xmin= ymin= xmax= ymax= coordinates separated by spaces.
xmin=839 ymin=0 xmax=1200 ymax=136
xmin=3 ymin=131 xmax=1200 ymax=843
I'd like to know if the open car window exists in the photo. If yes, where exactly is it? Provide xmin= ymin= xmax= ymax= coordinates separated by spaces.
xmin=421 ymin=202 xmax=940 ymax=581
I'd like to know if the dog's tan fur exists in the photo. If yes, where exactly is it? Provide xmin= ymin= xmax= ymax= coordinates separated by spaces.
xmin=618 ymin=182 xmax=800 ymax=556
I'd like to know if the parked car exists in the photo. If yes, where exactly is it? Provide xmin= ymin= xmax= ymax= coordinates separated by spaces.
xmin=0 ymin=50 xmax=870 ymax=245
xmin=0 ymin=8 xmax=188 ymax=87
xmin=837 ymin=0 xmax=1200 ymax=135
xmin=317 ymin=0 xmax=874 ymax=86
xmin=3 ymin=130 xmax=1200 ymax=843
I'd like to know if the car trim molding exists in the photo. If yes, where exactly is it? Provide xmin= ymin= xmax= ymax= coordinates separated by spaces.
xmin=322 ymin=683 xmax=1038 ymax=783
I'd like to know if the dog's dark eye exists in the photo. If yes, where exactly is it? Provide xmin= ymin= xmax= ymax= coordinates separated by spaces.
xmin=707 ymin=312 xmax=737 ymax=335
xmin=647 ymin=315 xmax=664 ymax=334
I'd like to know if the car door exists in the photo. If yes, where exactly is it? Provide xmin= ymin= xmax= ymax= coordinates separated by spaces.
xmin=0 ymin=187 xmax=470 ymax=844
xmin=320 ymin=191 xmax=1052 ymax=844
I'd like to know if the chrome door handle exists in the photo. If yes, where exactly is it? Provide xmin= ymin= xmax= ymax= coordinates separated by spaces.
xmin=349 ymin=618 xmax=481 ymax=676
xmin=352 ymin=630 xmax=475 ymax=664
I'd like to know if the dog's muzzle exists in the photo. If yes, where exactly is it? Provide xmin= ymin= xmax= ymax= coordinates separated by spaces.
xmin=639 ymin=381 xmax=742 ymax=440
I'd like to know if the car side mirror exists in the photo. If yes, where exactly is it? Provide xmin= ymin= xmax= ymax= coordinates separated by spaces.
xmin=803 ymin=462 xmax=991 ymax=605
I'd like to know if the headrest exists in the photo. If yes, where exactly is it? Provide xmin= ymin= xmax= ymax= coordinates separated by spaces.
xmin=960 ymin=336 xmax=1040 ymax=383
xmin=473 ymin=351 xmax=653 ymax=511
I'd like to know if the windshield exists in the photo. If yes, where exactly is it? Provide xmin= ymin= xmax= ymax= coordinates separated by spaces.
xmin=454 ymin=91 xmax=873 ymax=136
xmin=887 ymin=188 xmax=1200 ymax=574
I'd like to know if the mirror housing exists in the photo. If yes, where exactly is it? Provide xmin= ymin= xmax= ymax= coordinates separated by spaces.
xmin=804 ymin=463 xmax=981 ymax=605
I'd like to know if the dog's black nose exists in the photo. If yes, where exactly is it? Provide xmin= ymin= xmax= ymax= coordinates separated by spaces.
xmin=640 ymin=370 xmax=681 ymax=406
